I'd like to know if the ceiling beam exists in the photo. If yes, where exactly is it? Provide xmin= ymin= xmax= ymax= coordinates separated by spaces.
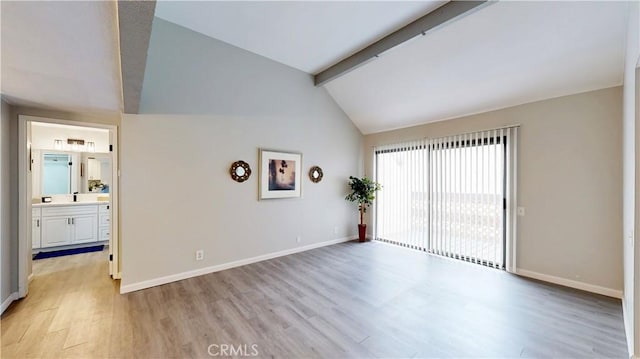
xmin=117 ymin=0 xmax=156 ymax=114
xmin=314 ymin=1 xmax=489 ymax=87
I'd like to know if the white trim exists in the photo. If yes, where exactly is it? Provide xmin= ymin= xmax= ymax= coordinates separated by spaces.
xmin=623 ymin=298 xmax=634 ymax=358
xmin=120 ymin=236 xmax=355 ymax=294
xmin=1 ymin=292 xmax=19 ymax=314
xmin=17 ymin=117 xmax=29 ymax=297
xmin=28 ymin=273 xmax=33 ymax=283
xmin=516 ymin=268 xmax=622 ymax=299
xmin=508 ymin=127 xmax=518 ymax=273
xmin=18 ymin=115 xmax=119 ymax=299
xmin=109 ymin=127 xmax=120 ymax=278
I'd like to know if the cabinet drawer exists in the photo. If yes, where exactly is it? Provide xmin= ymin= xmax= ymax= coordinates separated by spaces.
xmin=99 ymin=204 xmax=109 ymax=214
xmin=99 ymin=227 xmax=110 ymax=241
xmin=99 ymin=214 xmax=110 ymax=226
xmin=32 ymin=208 xmax=41 ymax=218
xmin=42 ymin=205 xmax=97 ymax=217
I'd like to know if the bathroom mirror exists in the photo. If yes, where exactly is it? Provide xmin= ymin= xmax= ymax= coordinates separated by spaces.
xmin=85 ymin=155 xmax=111 ymax=193
xmin=230 ymin=160 xmax=251 ymax=182
xmin=42 ymin=153 xmax=72 ymax=195
xmin=31 ymin=150 xmax=112 ymax=198
xmin=309 ymin=166 xmax=323 ymax=183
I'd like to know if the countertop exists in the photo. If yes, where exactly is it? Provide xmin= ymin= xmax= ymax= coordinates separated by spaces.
xmin=32 ymin=201 xmax=109 ymax=207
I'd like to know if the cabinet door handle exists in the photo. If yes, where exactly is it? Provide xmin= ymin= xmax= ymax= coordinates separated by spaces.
xmin=36 ymin=219 xmax=40 ymax=227
xmin=72 ymin=218 xmax=75 ymax=225
xmin=67 ymin=218 xmax=70 ymax=225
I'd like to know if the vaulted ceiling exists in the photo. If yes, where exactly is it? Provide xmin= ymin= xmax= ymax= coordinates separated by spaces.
xmin=325 ymin=1 xmax=629 ymax=133
xmin=0 ymin=1 xmax=631 ymax=135
xmin=157 ymin=1 xmax=629 ymax=134
xmin=155 ymin=1 xmax=445 ymax=75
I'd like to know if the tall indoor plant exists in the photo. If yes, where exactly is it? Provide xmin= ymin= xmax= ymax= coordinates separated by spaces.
xmin=345 ymin=176 xmax=381 ymax=242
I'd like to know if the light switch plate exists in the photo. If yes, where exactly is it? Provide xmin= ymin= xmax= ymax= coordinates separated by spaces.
xmin=517 ymin=207 xmax=525 ymax=216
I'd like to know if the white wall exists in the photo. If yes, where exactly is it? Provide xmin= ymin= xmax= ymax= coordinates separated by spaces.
xmin=120 ymin=18 xmax=363 ymax=290
xmin=365 ymin=87 xmax=623 ymax=295
xmin=622 ymin=1 xmax=640 ymax=355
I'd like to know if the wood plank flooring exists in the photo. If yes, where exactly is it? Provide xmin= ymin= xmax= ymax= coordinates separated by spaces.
xmin=1 ymin=240 xmax=629 ymax=358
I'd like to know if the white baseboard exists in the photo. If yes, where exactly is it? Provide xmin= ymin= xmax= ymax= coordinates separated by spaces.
xmin=1 ymin=292 xmax=19 ymax=314
xmin=120 ymin=236 xmax=355 ymax=294
xmin=28 ymin=273 xmax=34 ymax=283
xmin=515 ymin=268 xmax=623 ymax=299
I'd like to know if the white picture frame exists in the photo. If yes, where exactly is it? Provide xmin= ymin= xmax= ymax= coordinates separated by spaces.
xmin=259 ymin=149 xmax=302 ymax=200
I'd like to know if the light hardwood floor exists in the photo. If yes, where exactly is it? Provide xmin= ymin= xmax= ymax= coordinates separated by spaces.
xmin=1 ymin=241 xmax=629 ymax=358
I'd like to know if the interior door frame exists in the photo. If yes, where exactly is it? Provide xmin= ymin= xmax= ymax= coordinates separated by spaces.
xmin=17 ymin=115 xmax=120 ymax=298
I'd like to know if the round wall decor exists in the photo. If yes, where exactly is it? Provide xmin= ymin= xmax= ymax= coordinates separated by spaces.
xmin=230 ymin=161 xmax=252 ymax=182
xmin=309 ymin=166 xmax=323 ymax=183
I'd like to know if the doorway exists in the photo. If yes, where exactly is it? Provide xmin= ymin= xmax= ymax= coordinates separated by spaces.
xmin=17 ymin=115 xmax=119 ymax=298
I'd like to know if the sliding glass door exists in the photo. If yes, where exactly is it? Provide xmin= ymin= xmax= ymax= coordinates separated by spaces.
xmin=375 ymin=143 xmax=429 ymax=250
xmin=375 ymin=129 xmax=515 ymax=269
xmin=429 ymin=135 xmax=505 ymax=267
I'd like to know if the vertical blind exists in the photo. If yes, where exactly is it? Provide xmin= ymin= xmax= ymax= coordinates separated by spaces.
xmin=374 ymin=127 xmax=518 ymax=270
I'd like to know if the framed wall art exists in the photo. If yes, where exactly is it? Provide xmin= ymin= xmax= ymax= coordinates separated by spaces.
xmin=259 ymin=149 xmax=302 ymax=199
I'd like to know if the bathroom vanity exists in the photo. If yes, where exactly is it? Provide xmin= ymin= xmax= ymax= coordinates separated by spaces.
xmin=32 ymin=202 xmax=110 ymax=249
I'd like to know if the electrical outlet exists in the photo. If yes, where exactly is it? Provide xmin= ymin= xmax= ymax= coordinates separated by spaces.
xmin=517 ymin=207 xmax=525 ymax=216
xmin=195 ymin=250 xmax=204 ymax=261
xmin=296 ymin=236 xmax=301 ymax=243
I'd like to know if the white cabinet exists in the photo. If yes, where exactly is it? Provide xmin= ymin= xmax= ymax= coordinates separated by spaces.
xmin=32 ymin=208 xmax=42 ymax=249
xmin=71 ymin=215 xmax=98 ymax=244
xmin=41 ymin=216 xmax=73 ymax=247
xmin=40 ymin=205 xmax=99 ymax=248
xmin=98 ymin=204 xmax=110 ymax=241
xmin=88 ymin=158 xmax=101 ymax=180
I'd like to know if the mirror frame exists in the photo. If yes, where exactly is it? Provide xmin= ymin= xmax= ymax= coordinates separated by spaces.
xmin=308 ymin=166 xmax=323 ymax=183
xmin=230 ymin=160 xmax=252 ymax=182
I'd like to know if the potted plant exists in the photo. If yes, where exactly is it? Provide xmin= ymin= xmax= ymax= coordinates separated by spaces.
xmin=345 ymin=176 xmax=381 ymax=242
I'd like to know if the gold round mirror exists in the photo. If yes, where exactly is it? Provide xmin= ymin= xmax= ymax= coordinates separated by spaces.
xmin=230 ymin=161 xmax=251 ymax=182
xmin=309 ymin=166 xmax=323 ymax=183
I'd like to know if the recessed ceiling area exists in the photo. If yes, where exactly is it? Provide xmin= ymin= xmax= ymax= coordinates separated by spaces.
xmin=324 ymin=1 xmax=629 ymax=134
xmin=1 ymin=1 xmax=122 ymax=114
xmin=154 ymin=0 xmax=445 ymax=74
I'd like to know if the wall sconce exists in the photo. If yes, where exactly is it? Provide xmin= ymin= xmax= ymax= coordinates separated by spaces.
xmin=86 ymin=142 xmax=95 ymax=152
xmin=67 ymin=138 xmax=85 ymax=151
xmin=53 ymin=139 xmax=63 ymax=150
